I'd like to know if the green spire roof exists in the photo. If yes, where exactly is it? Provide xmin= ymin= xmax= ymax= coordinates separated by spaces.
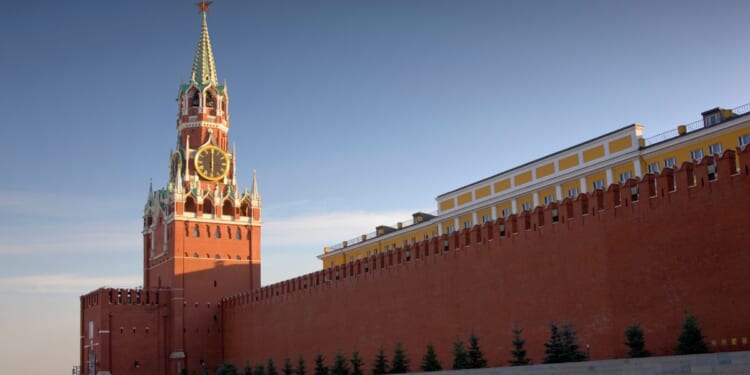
xmin=191 ymin=11 xmax=218 ymax=88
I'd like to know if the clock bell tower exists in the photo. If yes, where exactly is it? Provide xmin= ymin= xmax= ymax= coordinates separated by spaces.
xmin=140 ymin=2 xmax=261 ymax=373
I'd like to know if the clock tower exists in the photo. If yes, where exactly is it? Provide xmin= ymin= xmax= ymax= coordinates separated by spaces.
xmin=141 ymin=2 xmax=261 ymax=373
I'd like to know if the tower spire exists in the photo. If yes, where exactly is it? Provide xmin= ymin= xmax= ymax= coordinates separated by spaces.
xmin=250 ymin=170 xmax=261 ymax=201
xmin=191 ymin=1 xmax=218 ymax=87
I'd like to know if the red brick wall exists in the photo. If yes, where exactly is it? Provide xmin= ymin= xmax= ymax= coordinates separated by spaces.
xmin=223 ymin=148 xmax=750 ymax=370
xmin=81 ymin=288 xmax=168 ymax=375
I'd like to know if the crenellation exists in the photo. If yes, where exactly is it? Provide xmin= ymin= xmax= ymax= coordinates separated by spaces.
xmin=221 ymin=149 xmax=749 ymax=313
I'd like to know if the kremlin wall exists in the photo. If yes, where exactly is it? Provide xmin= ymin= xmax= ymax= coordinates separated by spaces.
xmin=222 ymin=149 xmax=750 ymax=368
xmin=80 ymin=5 xmax=750 ymax=375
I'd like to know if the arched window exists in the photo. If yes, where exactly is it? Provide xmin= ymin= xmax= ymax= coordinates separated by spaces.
xmin=222 ymin=200 xmax=233 ymax=217
xmin=235 ymin=229 xmax=242 ymax=240
xmin=215 ymin=227 xmax=221 ymax=239
xmin=240 ymin=200 xmax=250 ymax=216
xmin=191 ymin=91 xmax=200 ymax=107
xmin=184 ymin=197 xmax=196 ymax=213
xmin=226 ymin=227 xmax=232 ymax=239
xmin=206 ymin=92 xmax=215 ymax=107
xmin=193 ymin=224 xmax=199 ymax=237
xmin=203 ymin=198 xmax=213 ymax=215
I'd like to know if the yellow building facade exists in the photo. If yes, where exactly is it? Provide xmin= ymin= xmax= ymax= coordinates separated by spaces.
xmin=318 ymin=104 xmax=750 ymax=267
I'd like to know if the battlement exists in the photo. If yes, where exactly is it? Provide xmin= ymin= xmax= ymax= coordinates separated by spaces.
xmin=223 ymin=145 xmax=749 ymax=309
xmin=81 ymin=287 xmax=166 ymax=309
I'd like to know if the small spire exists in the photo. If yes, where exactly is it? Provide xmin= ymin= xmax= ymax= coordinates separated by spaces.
xmin=191 ymin=1 xmax=218 ymax=87
xmin=250 ymin=169 xmax=260 ymax=201
xmin=147 ymin=178 xmax=154 ymax=204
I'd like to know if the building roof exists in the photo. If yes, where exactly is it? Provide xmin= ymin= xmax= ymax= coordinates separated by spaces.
xmin=436 ymin=123 xmax=638 ymax=200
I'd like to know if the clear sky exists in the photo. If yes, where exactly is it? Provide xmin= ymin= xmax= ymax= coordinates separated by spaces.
xmin=1 ymin=0 xmax=749 ymax=373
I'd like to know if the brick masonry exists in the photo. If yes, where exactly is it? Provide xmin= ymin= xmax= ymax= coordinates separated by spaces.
xmin=223 ymin=148 xmax=750 ymax=372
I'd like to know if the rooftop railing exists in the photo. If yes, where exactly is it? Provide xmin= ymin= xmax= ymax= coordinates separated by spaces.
xmin=325 ymin=210 xmax=438 ymax=253
xmin=645 ymin=102 xmax=750 ymax=146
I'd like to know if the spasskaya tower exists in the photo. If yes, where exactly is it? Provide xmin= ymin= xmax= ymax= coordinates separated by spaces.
xmin=140 ymin=1 xmax=262 ymax=373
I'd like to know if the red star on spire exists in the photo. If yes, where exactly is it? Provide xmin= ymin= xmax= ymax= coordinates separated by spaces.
xmin=196 ymin=0 xmax=213 ymax=13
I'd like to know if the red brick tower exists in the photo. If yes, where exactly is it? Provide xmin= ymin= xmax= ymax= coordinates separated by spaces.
xmin=141 ymin=2 xmax=261 ymax=373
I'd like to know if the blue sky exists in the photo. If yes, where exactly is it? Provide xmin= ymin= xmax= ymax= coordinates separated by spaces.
xmin=1 ymin=0 xmax=749 ymax=373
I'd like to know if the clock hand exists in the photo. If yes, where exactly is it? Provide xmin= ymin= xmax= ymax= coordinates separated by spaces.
xmin=211 ymin=149 xmax=215 ymax=173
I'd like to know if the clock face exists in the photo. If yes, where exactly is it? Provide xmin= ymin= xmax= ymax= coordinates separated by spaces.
xmin=194 ymin=146 xmax=229 ymax=181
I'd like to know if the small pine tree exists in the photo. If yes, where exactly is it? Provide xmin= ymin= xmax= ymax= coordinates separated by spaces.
xmin=467 ymin=334 xmax=487 ymax=368
xmin=245 ymin=362 xmax=253 ymax=375
xmin=509 ymin=325 xmax=531 ymax=366
xmin=420 ymin=344 xmax=442 ymax=372
xmin=625 ymin=324 xmax=651 ymax=358
xmin=676 ymin=313 xmax=710 ymax=355
xmin=268 ymin=358 xmax=279 ymax=375
xmin=296 ymin=356 xmax=307 ymax=375
xmin=543 ymin=322 xmax=564 ymax=364
xmin=451 ymin=339 xmax=469 ymax=369
xmin=283 ymin=359 xmax=294 ymax=375
xmin=218 ymin=363 xmax=240 ymax=375
xmin=371 ymin=346 xmax=390 ymax=375
xmin=314 ymin=354 xmax=328 ymax=375
xmin=350 ymin=351 xmax=363 ymax=375
xmin=331 ymin=352 xmax=350 ymax=375
xmin=560 ymin=323 xmax=587 ymax=362
xmin=390 ymin=342 xmax=409 ymax=374
xmin=253 ymin=365 xmax=266 ymax=375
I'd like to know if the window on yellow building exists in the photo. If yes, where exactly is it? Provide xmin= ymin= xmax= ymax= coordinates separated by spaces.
xmin=739 ymin=134 xmax=750 ymax=147
xmin=708 ymin=143 xmax=723 ymax=155
xmin=446 ymin=226 xmax=454 ymax=234
xmin=521 ymin=202 xmax=532 ymax=211
xmin=664 ymin=157 xmax=677 ymax=168
xmin=567 ymin=187 xmax=579 ymax=198
xmin=501 ymin=208 xmax=511 ymax=218
xmin=619 ymin=171 xmax=632 ymax=183
xmin=464 ymin=220 xmax=472 ymax=229
xmin=482 ymin=215 xmax=492 ymax=223
xmin=647 ymin=162 xmax=659 ymax=174
xmin=690 ymin=148 xmax=704 ymax=161
xmin=543 ymin=195 xmax=555 ymax=206
xmin=592 ymin=179 xmax=605 ymax=190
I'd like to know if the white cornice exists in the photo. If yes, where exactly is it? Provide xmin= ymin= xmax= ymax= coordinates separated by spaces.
xmin=167 ymin=213 xmax=261 ymax=226
xmin=178 ymin=121 xmax=228 ymax=133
